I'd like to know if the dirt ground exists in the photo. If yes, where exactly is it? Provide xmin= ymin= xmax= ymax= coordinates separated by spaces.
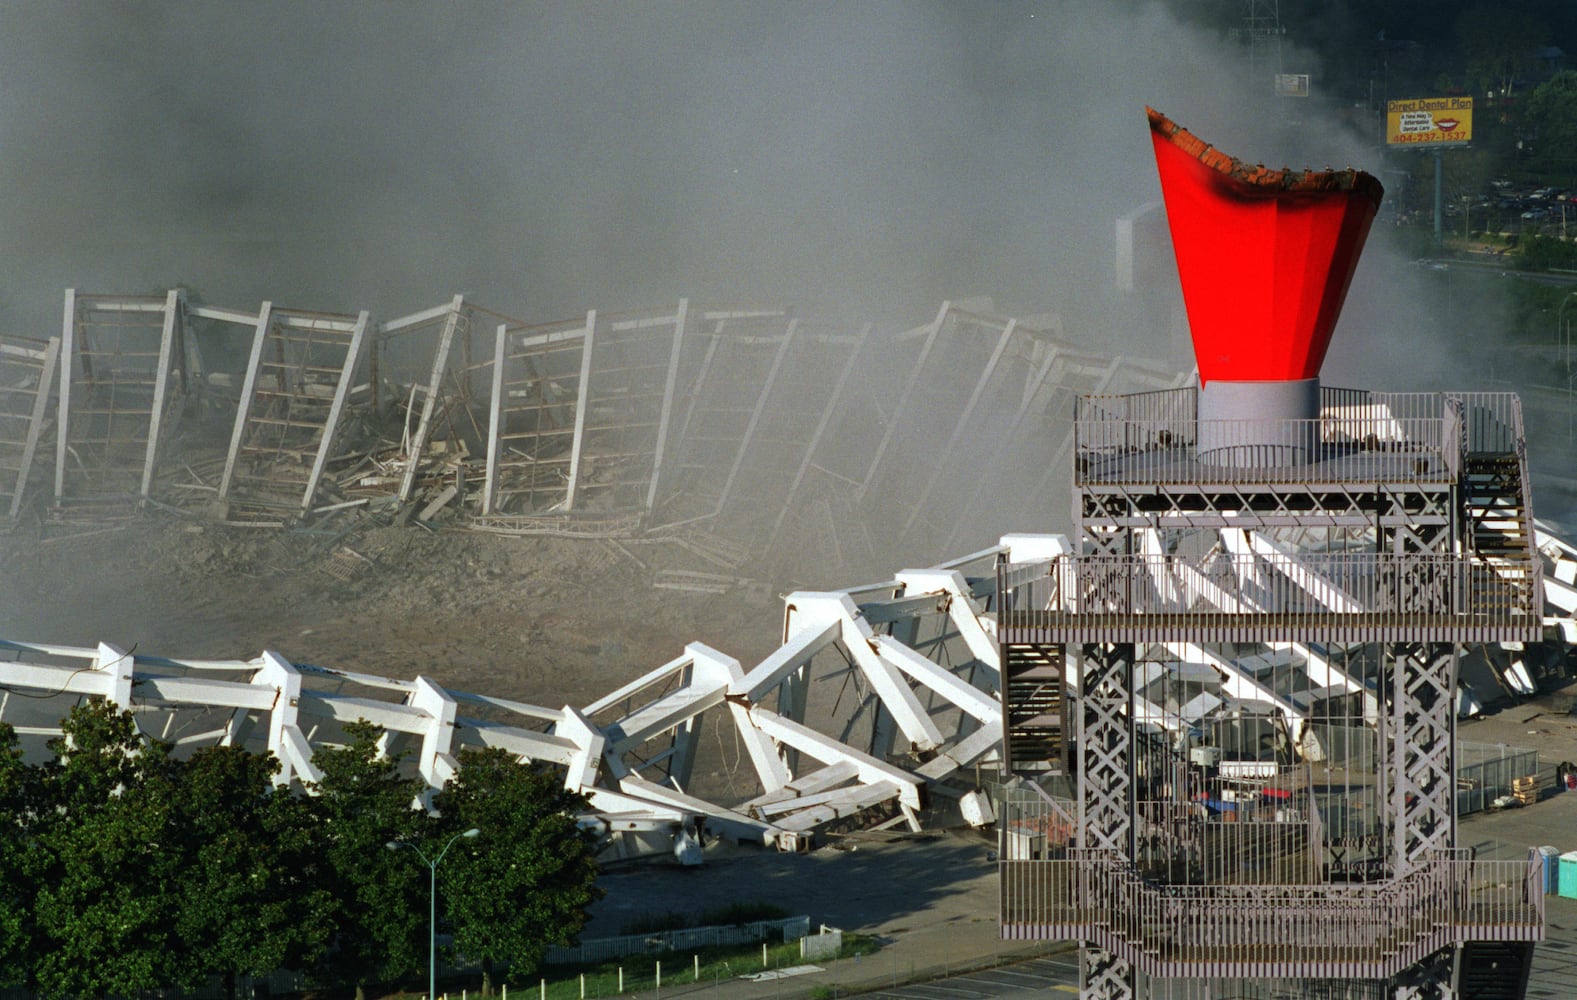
xmin=0 ymin=514 xmax=789 ymax=712
xmin=7 ymin=514 xmax=1577 ymax=1000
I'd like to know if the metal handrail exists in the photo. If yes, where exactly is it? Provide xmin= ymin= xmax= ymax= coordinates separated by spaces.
xmin=1000 ymin=848 xmax=1543 ymax=979
xmin=1510 ymin=395 xmax=1546 ymax=615
xmin=1072 ymin=388 xmax=1525 ymax=487
xmin=1001 ymin=550 xmax=1538 ymax=623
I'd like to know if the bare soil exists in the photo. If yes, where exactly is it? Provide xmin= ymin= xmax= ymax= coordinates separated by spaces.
xmin=0 ymin=514 xmax=787 ymax=710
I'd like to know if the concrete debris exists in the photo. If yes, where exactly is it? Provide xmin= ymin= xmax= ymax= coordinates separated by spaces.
xmin=28 ymin=290 xmax=1184 ymax=582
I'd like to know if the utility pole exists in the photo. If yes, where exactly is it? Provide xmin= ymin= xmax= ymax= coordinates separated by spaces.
xmin=389 ymin=828 xmax=481 ymax=1000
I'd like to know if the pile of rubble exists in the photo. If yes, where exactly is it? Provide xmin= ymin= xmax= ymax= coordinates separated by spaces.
xmin=1 ymin=291 xmax=1185 ymax=587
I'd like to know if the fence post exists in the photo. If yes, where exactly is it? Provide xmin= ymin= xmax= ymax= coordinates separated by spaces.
xmin=580 ymin=973 xmax=585 ymax=999
xmin=694 ymin=955 xmax=698 ymax=981
xmin=618 ymin=967 xmax=623 ymax=993
xmin=762 ymin=943 xmax=768 ymax=968
xmin=657 ymin=960 xmax=661 ymax=992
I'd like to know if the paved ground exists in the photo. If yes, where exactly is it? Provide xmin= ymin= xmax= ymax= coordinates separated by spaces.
xmin=583 ymin=829 xmax=1019 ymax=980
xmin=568 ymin=695 xmax=1577 ymax=1000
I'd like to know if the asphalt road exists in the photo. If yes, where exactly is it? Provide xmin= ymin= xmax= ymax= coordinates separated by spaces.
xmin=575 ymin=699 xmax=1577 ymax=1000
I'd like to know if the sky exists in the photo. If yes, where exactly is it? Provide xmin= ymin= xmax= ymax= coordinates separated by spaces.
xmin=7 ymin=4 xmax=1576 ymax=611
xmin=1 ymin=0 xmax=1542 ymax=474
xmin=0 ymin=1 xmax=1394 ymax=354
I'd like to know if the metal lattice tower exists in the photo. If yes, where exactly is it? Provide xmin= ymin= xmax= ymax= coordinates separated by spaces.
xmin=995 ymin=111 xmax=1547 ymax=999
xmin=1241 ymin=0 xmax=1283 ymax=79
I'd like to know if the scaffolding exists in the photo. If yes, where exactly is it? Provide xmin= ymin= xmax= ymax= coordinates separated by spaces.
xmin=996 ymin=385 xmax=1547 ymax=998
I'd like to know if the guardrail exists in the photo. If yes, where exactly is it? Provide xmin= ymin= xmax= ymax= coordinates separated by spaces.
xmin=1000 ymin=849 xmax=1542 ymax=980
xmin=1071 ymin=388 xmax=1521 ymax=487
xmin=996 ymin=549 xmax=1541 ymax=644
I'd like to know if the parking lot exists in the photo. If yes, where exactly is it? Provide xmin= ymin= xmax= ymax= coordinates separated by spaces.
xmin=585 ymin=694 xmax=1577 ymax=999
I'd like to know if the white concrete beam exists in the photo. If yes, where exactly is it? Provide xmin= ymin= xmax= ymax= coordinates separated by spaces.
xmin=410 ymin=676 xmax=459 ymax=793
xmin=872 ymin=635 xmax=999 ymax=723
xmin=731 ymin=617 xmax=839 ymax=701
xmin=894 ymin=568 xmax=999 ymax=674
xmin=749 ymin=707 xmax=921 ymax=810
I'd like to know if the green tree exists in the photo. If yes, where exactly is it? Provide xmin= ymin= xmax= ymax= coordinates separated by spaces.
xmin=168 ymin=745 xmax=336 ymax=999
xmin=310 ymin=720 xmax=428 ymax=1000
xmin=1522 ymin=70 xmax=1577 ymax=169
xmin=0 ymin=723 xmax=34 ymax=988
xmin=28 ymin=702 xmax=185 ymax=999
xmin=433 ymin=748 xmax=603 ymax=995
xmin=1456 ymin=4 xmax=1550 ymax=98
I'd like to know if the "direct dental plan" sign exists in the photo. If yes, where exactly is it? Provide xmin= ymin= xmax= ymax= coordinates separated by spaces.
xmin=1386 ymin=96 xmax=1473 ymax=147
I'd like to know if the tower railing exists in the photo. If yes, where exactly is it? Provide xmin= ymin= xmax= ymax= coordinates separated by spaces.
xmin=999 ymin=848 xmax=1543 ymax=980
xmin=1072 ymin=388 xmax=1522 ymax=487
xmin=997 ymin=549 xmax=1542 ymax=644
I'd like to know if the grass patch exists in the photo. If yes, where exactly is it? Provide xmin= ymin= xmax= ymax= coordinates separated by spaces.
xmin=486 ymin=931 xmax=882 ymax=1000
xmin=376 ymin=931 xmax=884 ymax=999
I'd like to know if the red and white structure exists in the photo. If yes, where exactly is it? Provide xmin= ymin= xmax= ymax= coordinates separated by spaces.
xmin=996 ymin=109 xmax=1546 ymax=999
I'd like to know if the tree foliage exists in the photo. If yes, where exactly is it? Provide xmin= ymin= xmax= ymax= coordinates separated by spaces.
xmin=1522 ymin=70 xmax=1577 ymax=167
xmin=0 ymin=723 xmax=33 ymax=988
xmin=1518 ymin=233 xmax=1577 ymax=271
xmin=308 ymin=719 xmax=430 ymax=997
xmin=28 ymin=702 xmax=184 ymax=998
xmin=168 ymin=745 xmax=336 ymax=998
xmin=433 ymin=748 xmax=604 ymax=993
xmin=0 ymin=709 xmax=604 ymax=998
xmin=1455 ymin=4 xmax=1550 ymax=97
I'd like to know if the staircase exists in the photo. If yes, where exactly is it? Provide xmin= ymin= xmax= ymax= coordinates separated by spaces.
xmin=1456 ymin=939 xmax=1535 ymax=999
xmin=1003 ymin=643 xmax=1065 ymax=773
xmin=1463 ymin=453 xmax=1537 ymax=614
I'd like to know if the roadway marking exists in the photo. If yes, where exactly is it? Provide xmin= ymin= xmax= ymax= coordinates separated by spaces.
xmin=895 ymin=984 xmax=995 ymax=999
xmin=972 ymin=969 xmax=1058 ymax=985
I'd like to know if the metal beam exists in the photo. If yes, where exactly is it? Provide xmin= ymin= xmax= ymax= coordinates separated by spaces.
xmin=563 ymin=310 xmax=596 ymax=511
xmin=715 ymin=317 xmax=796 ymax=518
xmin=299 ymin=309 xmax=371 ymax=513
xmin=54 ymin=288 xmax=75 ymax=502
xmin=10 ymin=337 xmax=60 ymax=520
xmin=857 ymin=301 xmax=948 ymax=502
xmin=139 ymin=289 xmax=182 ymax=498
xmin=768 ymin=323 xmax=866 ymax=552
xmin=397 ymin=294 xmax=465 ymax=503
xmin=482 ymin=323 xmax=507 ymax=515
xmin=644 ymin=298 xmax=688 ymax=513
xmin=942 ymin=342 xmax=1062 ymax=553
xmin=873 ymin=635 xmax=999 ymax=723
xmin=902 ymin=318 xmax=1017 ymax=535
xmin=218 ymin=302 xmax=274 ymax=501
xmin=748 ymin=707 xmax=922 ymax=810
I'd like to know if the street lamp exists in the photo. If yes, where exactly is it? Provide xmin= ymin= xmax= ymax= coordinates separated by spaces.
xmin=1556 ymin=290 xmax=1577 ymax=371
xmin=388 ymin=828 xmax=480 ymax=1000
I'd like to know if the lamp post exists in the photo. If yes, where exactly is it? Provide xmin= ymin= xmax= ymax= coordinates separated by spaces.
xmin=1556 ymin=290 xmax=1577 ymax=373
xmin=388 ymin=828 xmax=480 ymax=1000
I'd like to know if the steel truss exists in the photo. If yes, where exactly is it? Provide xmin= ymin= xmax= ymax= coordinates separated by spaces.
xmin=999 ymin=384 xmax=1550 ymax=997
xmin=40 ymin=290 xmax=1184 ymax=570
xmin=0 ymin=534 xmax=1067 ymax=861
xmin=0 ymin=335 xmax=58 ymax=526
xmin=55 ymin=290 xmax=192 ymax=519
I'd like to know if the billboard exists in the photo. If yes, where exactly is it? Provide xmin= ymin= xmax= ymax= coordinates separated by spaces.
xmin=1275 ymin=73 xmax=1310 ymax=98
xmin=1386 ymin=97 xmax=1473 ymax=147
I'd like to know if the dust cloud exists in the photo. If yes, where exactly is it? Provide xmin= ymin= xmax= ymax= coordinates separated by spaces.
xmin=0 ymin=4 xmax=1349 ymax=332
xmin=0 ymin=1 xmax=1545 ymax=554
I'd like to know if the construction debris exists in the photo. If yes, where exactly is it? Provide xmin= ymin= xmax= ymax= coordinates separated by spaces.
xmin=29 ymin=291 xmax=1186 ymax=581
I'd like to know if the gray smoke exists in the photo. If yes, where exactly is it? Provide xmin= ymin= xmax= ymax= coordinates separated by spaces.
xmin=6 ymin=0 xmax=1555 ymax=538
xmin=0 ymin=3 xmax=1367 ymax=334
